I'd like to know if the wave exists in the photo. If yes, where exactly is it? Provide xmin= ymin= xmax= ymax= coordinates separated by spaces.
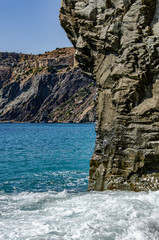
xmin=0 ymin=190 xmax=159 ymax=240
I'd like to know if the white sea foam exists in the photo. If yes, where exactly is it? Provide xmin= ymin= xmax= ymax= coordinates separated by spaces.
xmin=0 ymin=190 xmax=159 ymax=240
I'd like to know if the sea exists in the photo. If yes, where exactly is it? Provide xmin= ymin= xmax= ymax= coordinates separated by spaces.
xmin=0 ymin=123 xmax=159 ymax=240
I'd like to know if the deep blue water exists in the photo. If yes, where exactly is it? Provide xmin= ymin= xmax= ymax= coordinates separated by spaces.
xmin=0 ymin=123 xmax=96 ymax=193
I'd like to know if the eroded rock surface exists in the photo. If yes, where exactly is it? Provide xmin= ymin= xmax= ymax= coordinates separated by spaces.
xmin=60 ymin=0 xmax=159 ymax=191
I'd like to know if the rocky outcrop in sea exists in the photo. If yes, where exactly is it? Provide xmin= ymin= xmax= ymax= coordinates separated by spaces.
xmin=0 ymin=48 xmax=96 ymax=123
xmin=60 ymin=0 xmax=159 ymax=191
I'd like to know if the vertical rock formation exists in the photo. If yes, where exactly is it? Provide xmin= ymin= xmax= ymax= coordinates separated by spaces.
xmin=60 ymin=0 xmax=159 ymax=191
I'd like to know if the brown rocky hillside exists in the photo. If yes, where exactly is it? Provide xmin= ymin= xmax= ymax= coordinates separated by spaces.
xmin=0 ymin=47 xmax=96 ymax=123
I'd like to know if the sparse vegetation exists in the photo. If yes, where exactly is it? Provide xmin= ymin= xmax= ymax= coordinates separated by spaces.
xmin=33 ymin=67 xmax=43 ymax=75
xmin=26 ymin=68 xmax=33 ymax=75
xmin=58 ymin=51 xmax=65 ymax=55
xmin=0 ymin=48 xmax=95 ymax=123
xmin=16 ymin=75 xmax=20 ymax=80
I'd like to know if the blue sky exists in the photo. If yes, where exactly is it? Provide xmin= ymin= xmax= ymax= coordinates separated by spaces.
xmin=0 ymin=0 xmax=72 ymax=54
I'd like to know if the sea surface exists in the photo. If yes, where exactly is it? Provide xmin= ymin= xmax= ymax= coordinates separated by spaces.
xmin=0 ymin=123 xmax=159 ymax=240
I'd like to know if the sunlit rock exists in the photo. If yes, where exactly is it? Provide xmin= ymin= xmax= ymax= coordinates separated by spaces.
xmin=60 ymin=0 xmax=159 ymax=191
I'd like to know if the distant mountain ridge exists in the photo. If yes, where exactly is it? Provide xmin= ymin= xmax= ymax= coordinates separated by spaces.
xmin=0 ymin=47 xmax=96 ymax=123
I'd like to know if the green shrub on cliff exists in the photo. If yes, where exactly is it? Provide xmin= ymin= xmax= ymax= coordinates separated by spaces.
xmin=26 ymin=68 xmax=33 ymax=75
xmin=33 ymin=67 xmax=43 ymax=75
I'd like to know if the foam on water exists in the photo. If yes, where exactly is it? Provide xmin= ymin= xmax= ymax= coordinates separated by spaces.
xmin=1 ymin=124 xmax=159 ymax=239
xmin=0 ymin=190 xmax=159 ymax=240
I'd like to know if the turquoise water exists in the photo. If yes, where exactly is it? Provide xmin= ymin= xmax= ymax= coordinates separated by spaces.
xmin=0 ymin=123 xmax=95 ymax=193
xmin=0 ymin=123 xmax=159 ymax=240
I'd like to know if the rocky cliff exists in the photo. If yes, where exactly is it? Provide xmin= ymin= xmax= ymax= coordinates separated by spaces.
xmin=60 ymin=0 xmax=159 ymax=191
xmin=0 ymin=48 xmax=96 ymax=123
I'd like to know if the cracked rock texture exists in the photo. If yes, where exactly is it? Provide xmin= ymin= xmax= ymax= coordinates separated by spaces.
xmin=60 ymin=0 xmax=159 ymax=191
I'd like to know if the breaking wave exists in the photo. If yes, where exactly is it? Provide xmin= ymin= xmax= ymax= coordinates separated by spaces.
xmin=0 ymin=190 xmax=159 ymax=240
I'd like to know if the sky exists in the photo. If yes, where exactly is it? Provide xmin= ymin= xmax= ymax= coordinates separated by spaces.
xmin=0 ymin=0 xmax=72 ymax=54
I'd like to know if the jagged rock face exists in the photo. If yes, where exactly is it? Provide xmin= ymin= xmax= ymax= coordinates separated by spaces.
xmin=60 ymin=0 xmax=159 ymax=191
